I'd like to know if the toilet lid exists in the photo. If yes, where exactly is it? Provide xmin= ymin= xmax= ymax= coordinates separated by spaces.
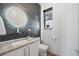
xmin=39 ymin=44 xmax=48 ymax=50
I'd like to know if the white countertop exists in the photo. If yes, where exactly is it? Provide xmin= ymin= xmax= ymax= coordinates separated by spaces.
xmin=0 ymin=37 xmax=40 ymax=55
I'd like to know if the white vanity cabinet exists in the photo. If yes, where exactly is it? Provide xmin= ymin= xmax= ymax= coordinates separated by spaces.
xmin=29 ymin=41 xmax=40 ymax=56
xmin=3 ymin=38 xmax=40 ymax=56
xmin=3 ymin=47 xmax=25 ymax=56
xmin=24 ymin=45 xmax=29 ymax=56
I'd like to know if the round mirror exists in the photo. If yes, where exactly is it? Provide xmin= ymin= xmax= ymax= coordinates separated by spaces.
xmin=4 ymin=6 xmax=28 ymax=27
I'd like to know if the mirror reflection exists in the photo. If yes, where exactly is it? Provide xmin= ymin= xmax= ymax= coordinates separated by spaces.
xmin=4 ymin=7 xmax=28 ymax=28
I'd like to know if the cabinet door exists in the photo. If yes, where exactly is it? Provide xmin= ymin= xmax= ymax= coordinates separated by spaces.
xmin=3 ymin=47 xmax=24 ymax=56
xmin=24 ymin=45 xmax=29 ymax=56
xmin=29 ymin=41 xmax=40 ymax=56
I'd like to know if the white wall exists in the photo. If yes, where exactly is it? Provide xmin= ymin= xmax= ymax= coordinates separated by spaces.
xmin=77 ymin=4 xmax=79 ymax=56
xmin=40 ymin=3 xmax=79 ymax=56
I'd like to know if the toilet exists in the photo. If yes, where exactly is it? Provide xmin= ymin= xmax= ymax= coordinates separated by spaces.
xmin=39 ymin=44 xmax=48 ymax=56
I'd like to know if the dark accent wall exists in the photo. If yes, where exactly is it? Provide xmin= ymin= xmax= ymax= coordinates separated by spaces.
xmin=0 ymin=3 xmax=40 ymax=42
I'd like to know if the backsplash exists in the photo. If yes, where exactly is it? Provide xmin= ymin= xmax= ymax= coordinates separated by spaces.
xmin=0 ymin=3 xmax=40 ymax=42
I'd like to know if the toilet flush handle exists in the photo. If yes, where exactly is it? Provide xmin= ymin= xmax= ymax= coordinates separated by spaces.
xmin=52 ymin=37 xmax=57 ymax=41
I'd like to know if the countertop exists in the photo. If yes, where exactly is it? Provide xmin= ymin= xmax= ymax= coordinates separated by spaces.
xmin=0 ymin=37 xmax=40 ymax=55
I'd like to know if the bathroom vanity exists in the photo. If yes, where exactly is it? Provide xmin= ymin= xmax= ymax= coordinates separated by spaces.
xmin=0 ymin=37 xmax=40 ymax=56
xmin=0 ymin=3 xmax=40 ymax=56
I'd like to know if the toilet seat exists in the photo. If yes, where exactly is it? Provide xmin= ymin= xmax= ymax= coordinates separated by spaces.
xmin=39 ymin=44 xmax=48 ymax=51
